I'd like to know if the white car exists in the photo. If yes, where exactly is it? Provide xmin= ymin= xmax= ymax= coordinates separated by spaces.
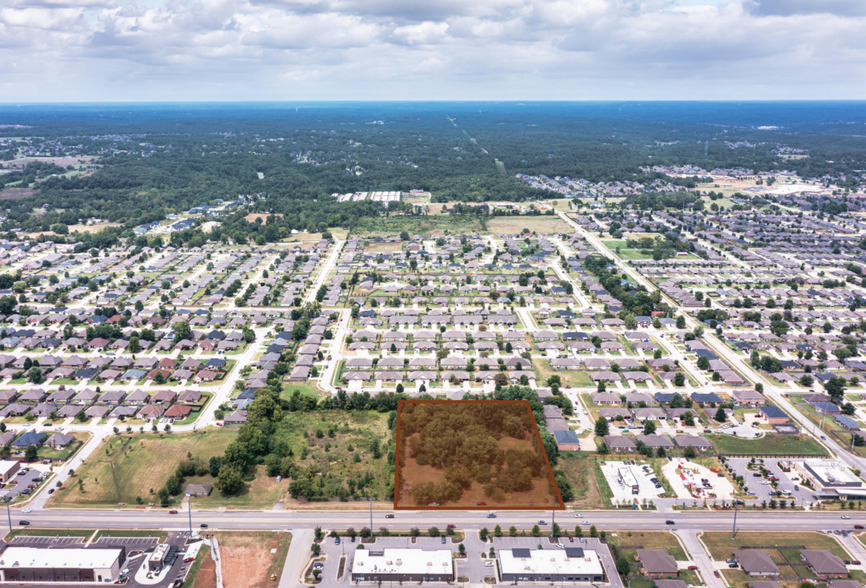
xmin=581 ymin=520 xmax=590 ymax=525
xmin=842 ymin=515 xmax=851 ymax=519
xmin=21 ymin=509 xmax=30 ymax=513
xmin=573 ymin=513 xmax=582 ymax=518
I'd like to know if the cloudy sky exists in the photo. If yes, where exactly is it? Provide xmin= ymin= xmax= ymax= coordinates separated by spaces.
xmin=0 ymin=0 xmax=864 ymax=101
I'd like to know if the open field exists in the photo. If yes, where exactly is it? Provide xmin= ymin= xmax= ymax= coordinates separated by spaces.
xmin=396 ymin=401 xmax=562 ymax=510
xmin=189 ymin=545 xmax=215 ymax=588
xmin=273 ymin=410 xmax=394 ymax=503
xmin=244 ymin=213 xmax=284 ymax=224
xmin=363 ymin=242 xmax=403 ymax=253
xmin=283 ymin=228 xmax=349 ymax=242
xmin=187 ymin=464 xmax=284 ymax=509
xmin=0 ymin=187 xmax=37 ymax=200
xmin=701 ymin=531 xmax=849 ymax=561
xmin=68 ymin=222 xmax=123 ymax=234
xmin=351 ymin=215 xmax=486 ymax=238
xmin=534 ymin=359 xmax=593 ymax=388
xmin=608 ymin=531 xmax=687 ymax=560
xmin=48 ymin=429 xmax=237 ymax=508
xmin=706 ymin=434 xmax=827 ymax=456
xmin=487 ymin=216 xmax=571 ymax=235
xmin=0 ymin=156 xmax=96 ymax=169
xmin=559 ymin=453 xmax=605 ymax=509
xmin=216 ymin=532 xmax=291 ymax=588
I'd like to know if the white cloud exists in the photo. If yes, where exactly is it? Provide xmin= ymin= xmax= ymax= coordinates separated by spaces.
xmin=0 ymin=0 xmax=865 ymax=100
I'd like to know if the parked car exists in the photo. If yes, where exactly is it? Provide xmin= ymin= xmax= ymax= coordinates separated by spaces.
xmin=441 ymin=536 xmax=446 ymax=544
xmin=568 ymin=537 xmax=574 ymax=543
xmin=728 ymin=563 xmax=739 ymax=568
xmin=688 ymin=566 xmax=698 ymax=570
xmin=335 ymin=537 xmax=340 ymax=545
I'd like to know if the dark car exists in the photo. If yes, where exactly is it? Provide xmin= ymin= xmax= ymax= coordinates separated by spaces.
xmin=47 ymin=488 xmax=54 ymax=495
xmin=856 ymin=525 xmax=864 ymax=530
xmin=441 ymin=536 xmax=446 ymax=544
xmin=335 ymin=537 xmax=340 ymax=545
xmin=200 ymin=524 xmax=208 ymax=528
xmin=714 ymin=571 xmax=720 ymax=578
xmin=18 ymin=521 xmax=29 ymax=526
xmin=487 ymin=514 xmax=497 ymax=518
xmin=665 ymin=520 xmax=675 ymax=525
xmin=385 ymin=514 xmax=394 ymax=519
xmin=568 ymin=536 xmax=574 ymax=543
xmin=447 ymin=524 xmax=456 ymax=528
xmin=169 ymin=510 xmax=178 ymax=514
xmin=728 ymin=563 xmax=739 ymax=568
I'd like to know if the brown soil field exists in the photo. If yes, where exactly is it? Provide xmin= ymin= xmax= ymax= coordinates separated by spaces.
xmin=487 ymin=217 xmax=571 ymax=235
xmin=0 ymin=187 xmax=37 ymax=200
xmin=218 ymin=532 xmax=292 ymax=588
xmin=193 ymin=556 xmax=217 ymax=588
xmin=244 ymin=213 xmax=284 ymax=224
xmin=395 ymin=400 xmax=563 ymax=510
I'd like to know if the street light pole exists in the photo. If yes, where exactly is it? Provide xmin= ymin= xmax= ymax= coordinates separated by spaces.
xmin=731 ymin=497 xmax=738 ymax=540
xmin=5 ymin=496 xmax=10 ymax=535
xmin=188 ymin=499 xmax=192 ymax=537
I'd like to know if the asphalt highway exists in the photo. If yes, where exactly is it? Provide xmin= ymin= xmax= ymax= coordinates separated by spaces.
xmin=12 ymin=509 xmax=866 ymax=533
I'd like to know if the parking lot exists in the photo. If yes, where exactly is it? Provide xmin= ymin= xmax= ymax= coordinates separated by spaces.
xmin=727 ymin=458 xmax=817 ymax=505
xmin=0 ymin=469 xmax=47 ymax=503
xmin=10 ymin=535 xmax=84 ymax=546
xmin=94 ymin=535 xmax=160 ymax=548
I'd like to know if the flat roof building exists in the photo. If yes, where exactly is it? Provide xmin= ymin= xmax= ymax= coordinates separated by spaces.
xmin=0 ymin=460 xmax=19 ymax=483
xmin=352 ymin=549 xmax=453 ymax=583
xmin=498 ymin=547 xmax=606 ymax=583
xmin=0 ymin=546 xmax=125 ymax=584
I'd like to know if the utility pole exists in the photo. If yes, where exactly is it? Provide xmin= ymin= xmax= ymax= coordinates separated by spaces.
xmin=551 ymin=509 xmax=555 ymax=539
xmin=4 ymin=496 xmax=10 ymax=535
xmin=188 ymin=499 xmax=193 ymax=537
xmin=370 ymin=498 xmax=373 ymax=540
xmin=731 ymin=497 xmax=738 ymax=540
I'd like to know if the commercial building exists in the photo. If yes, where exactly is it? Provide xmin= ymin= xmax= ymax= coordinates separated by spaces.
xmin=0 ymin=460 xmax=19 ymax=483
xmin=498 ymin=547 xmax=606 ymax=583
xmin=793 ymin=460 xmax=865 ymax=500
xmin=351 ymin=549 xmax=453 ymax=583
xmin=148 ymin=543 xmax=170 ymax=572
xmin=0 ymin=546 xmax=125 ymax=583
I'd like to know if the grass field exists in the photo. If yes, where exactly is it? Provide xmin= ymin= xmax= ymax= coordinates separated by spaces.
xmin=559 ymin=453 xmax=606 ymax=509
xmin=706 ymin=434 xmax=827 ymax=456
xmin=534 ymin=359 xmax=593 ymax=388
xmin=352 ymin=215 xmax=486 ymax=237
xmin=701 ymin=532 xmax=849 ymax=561
xmin=273 ymin=411 xmax=394 ymax=504
xmin=487 ymin=217 xmax=571 ymax=235
xmin=608 ymin=531 xmax=688 ymax=560
xmin=48 ymin=429 xmax=237 ymax=508
xmin=281 ymin=381 xmax=325 ymax=400
xmin=216 ymin=532 xmax=291 ymax=588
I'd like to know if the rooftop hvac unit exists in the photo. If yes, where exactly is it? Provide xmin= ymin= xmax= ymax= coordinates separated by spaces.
xmin=395 ymin=560 xmax=401 ymax=565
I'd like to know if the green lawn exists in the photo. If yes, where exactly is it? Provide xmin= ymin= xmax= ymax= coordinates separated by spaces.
xmin=706 ymin=434 xmax=827 ymax=457
xmin=609 ymin=531 xmax=687 ymax=560
xmin=702 ymin=532 xmax=849 ymax=561
xmin=48 ymin=429 xmax=238 ymax=508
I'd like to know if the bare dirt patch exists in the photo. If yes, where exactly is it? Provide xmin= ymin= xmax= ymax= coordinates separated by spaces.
xmin=193 ymin=555 xmax=217 ymax=588
xmin=217 ymin=532 xmax=292 ymax=588
xmin=487 ymin=217 xmax=571 ymax=235
xmin=245 ymin=213 xmax=284 ymax=224
xmin=0 ymin=187 xmax=37 ymax=200
xmin=395 ymin=400 xmax=563 ymax=510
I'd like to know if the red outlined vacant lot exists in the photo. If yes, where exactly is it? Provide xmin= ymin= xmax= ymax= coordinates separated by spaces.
xmin=394 ymin=399 xmax=564 ymax=511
